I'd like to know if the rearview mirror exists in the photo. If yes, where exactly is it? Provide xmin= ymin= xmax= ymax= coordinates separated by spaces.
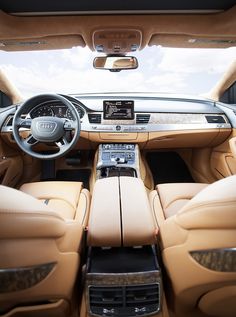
xmin=93 ymin=56 xmax=138 ymax=71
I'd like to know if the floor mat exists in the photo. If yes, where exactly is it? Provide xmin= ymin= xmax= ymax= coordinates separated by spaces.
xmin=56 ymin=169 xmax=91 ymax=190
xmin=146 ymin=151 xmax=194 ymax=185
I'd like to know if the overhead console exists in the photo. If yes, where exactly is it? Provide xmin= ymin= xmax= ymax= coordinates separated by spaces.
xmin=93 ymin=29 xmax=142 ymax=54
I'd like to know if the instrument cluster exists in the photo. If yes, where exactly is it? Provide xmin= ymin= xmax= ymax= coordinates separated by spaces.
xmin=29 ymin=100 xmax=85 ymax=120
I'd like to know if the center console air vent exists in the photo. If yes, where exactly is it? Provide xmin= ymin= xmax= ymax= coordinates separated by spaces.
xmin=205 ymin=115 xmax=226 ymax=123
xmin=89 ymin=286 xmax=123 ymax=309
xmin=88 ymin=113 xmax=102 ymax=124
xmin=136 ymin=114 xmax=150 ymax=124
xmin=89 ymin=284 xmax=160 ymax=317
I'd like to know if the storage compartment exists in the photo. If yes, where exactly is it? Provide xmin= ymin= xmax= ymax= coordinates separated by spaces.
xmin=100 ymin=166 xmax=137 ymax=178
xmin=88 ymin=246 xmax=158 ymax=274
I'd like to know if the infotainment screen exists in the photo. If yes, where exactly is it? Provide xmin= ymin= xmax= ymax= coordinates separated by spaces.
xmin=103 ymin=100 xmax=134 ymax=120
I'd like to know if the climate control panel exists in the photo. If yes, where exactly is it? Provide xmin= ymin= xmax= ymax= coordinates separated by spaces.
xmin=96 ymin=143 xmax=140 ymax=179
xmin=101 ymin=144 xmax=135 ymax=165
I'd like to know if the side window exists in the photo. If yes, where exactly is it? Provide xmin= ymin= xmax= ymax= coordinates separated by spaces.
xmin=0 ymin=91 xmax=12 ymax=108
xmin=220 ymin=82 xmax=236 ymax=104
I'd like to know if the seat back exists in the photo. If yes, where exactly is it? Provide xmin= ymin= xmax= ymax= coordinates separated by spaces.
xmin=0 ymin=185 xmax=80 ymax=317
xmin=160 ymin=176 xmax=236 ymax=317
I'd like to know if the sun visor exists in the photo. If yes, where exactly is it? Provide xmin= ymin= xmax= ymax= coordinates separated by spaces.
xmin=0 ymin=35 xmax=85 ymax=51
xmin=149 ymin=34 xmax=236 ymax=48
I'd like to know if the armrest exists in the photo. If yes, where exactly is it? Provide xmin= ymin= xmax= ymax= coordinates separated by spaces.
xmin=87 ymin=177 xmax=156 ymax=247
xmin=119 ymin=177 xmax=156 ymax=246
xmin=87 ymin=177 xmax=121 ymax=246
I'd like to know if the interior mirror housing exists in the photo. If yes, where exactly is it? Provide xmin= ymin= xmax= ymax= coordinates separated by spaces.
xmin=93 ymin=56 xmax=138 ymax=71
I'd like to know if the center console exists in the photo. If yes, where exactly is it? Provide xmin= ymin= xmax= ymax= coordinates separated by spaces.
xmin=96 ymin=143 xmax=140 ymax=179
xmin=86 ymin=246 xmax=161 ymax=317
xmin=84 ymin=177 xmax=162 ymax=317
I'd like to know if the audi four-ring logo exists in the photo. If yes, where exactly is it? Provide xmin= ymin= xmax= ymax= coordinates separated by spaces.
xmin=36 ymin=121 xmax=57 ymax=132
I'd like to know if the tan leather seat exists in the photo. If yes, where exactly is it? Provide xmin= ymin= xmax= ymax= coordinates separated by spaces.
xmin=20 ymin=181 xmax=85 ymax=220
xmin=150 ymin=176 xmax=236 ymax=317
xmin=0 ymin=181 xmax=90 ymax=316
xmin=150 ymin=182 xmax=207 ymax=225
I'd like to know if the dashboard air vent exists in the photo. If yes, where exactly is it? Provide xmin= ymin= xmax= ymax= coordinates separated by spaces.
xmin=4 ymin=115 xmax=14 ymax=126
xmin=205 ymin=115 xmax=226 ymax=123
xmin=88 ymin=113 xmax=102 ymax=124
xmin=136 ymin=114 xmax=150 ymax=124
xmin=89 ymin=284 xmax=160 ymax=317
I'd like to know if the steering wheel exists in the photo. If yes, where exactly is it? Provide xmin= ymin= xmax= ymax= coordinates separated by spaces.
xmin=12 ymin=94 xmax=81 ymax=160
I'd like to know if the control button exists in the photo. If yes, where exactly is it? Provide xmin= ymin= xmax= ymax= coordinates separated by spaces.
xmin=126 ymin=144 xmax=134 ymax=150
xmin=116 ymin=125 xmax=121 ymax=131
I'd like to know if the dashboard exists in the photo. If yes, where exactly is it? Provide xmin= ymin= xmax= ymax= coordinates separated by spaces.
xmin=18 ymin=94 xmax=232 ymax=132
xmin=1 ymin=93 xmax=235 ymax=149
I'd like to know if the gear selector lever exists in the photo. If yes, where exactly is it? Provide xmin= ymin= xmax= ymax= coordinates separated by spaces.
xmin=96 ymin=162 xmax=118 ymax=170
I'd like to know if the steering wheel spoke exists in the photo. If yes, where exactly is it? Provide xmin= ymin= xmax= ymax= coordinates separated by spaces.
xmin=55 ymin=136 xmax=69 ymax=149
xmin=15 ymin=118 xmax=32 ymax=129
xmin=64 ymin=120 xmax=76 ymax=131
xmin=22 ymin=135 xmax=38 ymax=149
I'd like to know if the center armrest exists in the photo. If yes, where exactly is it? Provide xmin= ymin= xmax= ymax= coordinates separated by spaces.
xmin=87 ymin=177 xmax=156 ymax=247
xmin=87 ymin=177 xmax=121 ymax=246
xmin=119 ymin=177 xmax=156 ymax=246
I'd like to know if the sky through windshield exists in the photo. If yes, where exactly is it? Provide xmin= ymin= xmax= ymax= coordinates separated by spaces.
xmin=1 ymin=46 xmax=236 ymax=98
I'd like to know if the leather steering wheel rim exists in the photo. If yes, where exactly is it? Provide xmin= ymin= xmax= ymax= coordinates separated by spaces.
xmin=12 ymin=93 xmax=81 ymax=160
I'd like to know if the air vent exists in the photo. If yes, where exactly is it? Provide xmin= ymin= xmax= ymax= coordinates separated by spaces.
xmin=4 ymin=115 xmax=14 ymax=126
xmin=136 ymin=114 xmax=150 ymax=124
xmin=88 ymin=113 xmax=102 ymax=124
xmin=89 ymin=284 xmax=160 ymax=317
xmin=205 ymin=115 xmax=226 ymax=123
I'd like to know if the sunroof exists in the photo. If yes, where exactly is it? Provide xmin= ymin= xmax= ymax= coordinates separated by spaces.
xmin=0 ymin=0 xmax=235 ymax=15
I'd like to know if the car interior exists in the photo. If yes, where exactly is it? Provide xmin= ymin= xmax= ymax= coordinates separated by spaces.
xmin=0 ymin=1 xmax=236 ymax=317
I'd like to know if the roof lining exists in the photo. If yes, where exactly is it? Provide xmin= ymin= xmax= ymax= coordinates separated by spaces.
xmin=0 ymin=5 xmax=236 ymax=52
xmin=1 ymin=0 xmax=234 ymax=13
xmin=9 ymin=9 xmax=224 ymax=17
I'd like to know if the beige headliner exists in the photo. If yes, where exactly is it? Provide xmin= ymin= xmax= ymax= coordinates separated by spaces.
xmin=0 ymin=6 xmax=236 ymax=52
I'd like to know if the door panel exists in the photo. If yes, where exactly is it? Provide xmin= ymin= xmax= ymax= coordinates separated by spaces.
xmin=211 ymin=129 xmax=236 ymax=179
xmin=0 ymin=137 xmax=23 ymax=187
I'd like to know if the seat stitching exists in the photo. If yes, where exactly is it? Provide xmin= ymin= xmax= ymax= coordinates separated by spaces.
xmin=39 ymin=197 xmax=76 ymax=210
xmin=0 ymin=210 xmax=64 ymax=220
xmin=165 ymin=195 xmax=193 ymax=210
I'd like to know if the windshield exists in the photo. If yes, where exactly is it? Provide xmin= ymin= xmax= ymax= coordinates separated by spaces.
xmin=1 ymin=46 xmax=236 ymax=98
